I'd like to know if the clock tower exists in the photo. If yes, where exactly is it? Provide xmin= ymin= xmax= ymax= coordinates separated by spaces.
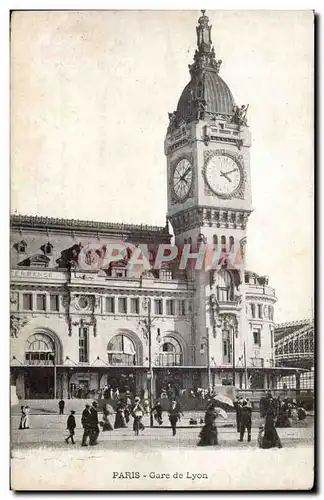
xmin=165 ymin=11 xmax=253 ymax=378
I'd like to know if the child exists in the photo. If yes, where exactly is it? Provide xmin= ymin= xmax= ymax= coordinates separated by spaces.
xmin=18 ymin=406 xmax=27 ymax=430
xmin=65 ymin=410 xmax=76 ymax=444
xmin=257 ymin=425 xmax=265 ymax=448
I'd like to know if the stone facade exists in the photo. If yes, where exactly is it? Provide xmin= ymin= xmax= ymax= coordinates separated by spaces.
xmin=10 ymin=12 xmax=282 ymax=400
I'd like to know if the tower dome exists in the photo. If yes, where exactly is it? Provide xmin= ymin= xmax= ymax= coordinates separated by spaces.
xmin=176 ymin=72 xmax=235 ymax=122
xmin=167 ymin=11 xmax=246 ymax=132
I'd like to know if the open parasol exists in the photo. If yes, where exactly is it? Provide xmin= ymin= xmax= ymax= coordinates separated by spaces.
xmin=212 ymin=393 xmax=234 ymax=408
xmin=215 ymin=407 xmax=228 ymax=419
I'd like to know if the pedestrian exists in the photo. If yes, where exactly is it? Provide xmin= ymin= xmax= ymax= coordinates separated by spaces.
xmin=262 ymin=395 xmax=282 ymax=449
xmin=65 ymin=410 xmax=76 ymax=444
xmin=276 ymin=398 xmax=292 ymax=428
xmin=81 ymin=404 xmax=91 ymax=447
xmin=257 ymin=425 xmax=265 ymax=448
xmin=18 ymin=406 xmax=27 ymax=430
xmin=58 ymin=399 xmax=65 ymax=415
xmin=89 ymin=401 xmax=100 ymax=446
xmin=168 ymin=400 xmax=181 ymax=436
xmin=24 ymin=405 xmax=30 ymax=429
xmin=197 ymin=402 xmax=219 ymax=446
xmin=131 ymin=397 xmax=145 ymax=435
xmin=152 ymin=399 xmax=163 ymax=425
xmin=100 ymin=406 xmax=113 ymax=431
xmin=114 ymin=400 xmax=127 ymax=429
xmin=233 ymin=396 xmax=243 ymax=433
xmin=238 ymin=399 xmax=252 ymax=442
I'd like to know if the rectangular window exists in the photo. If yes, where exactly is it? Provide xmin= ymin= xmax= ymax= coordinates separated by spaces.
xmin=106 ymin=297 xmax=115 ymax=314
xmin=130 ymin=298 xmax=139 ymax=314
xmin=253 ymin=329 xmax=261 ymax=347
xmin=79 ymin=327 xmax=89 ymax=363
xmin=36 ymin=294 xmax=46 ymax=311
xmin=23 ymin=293 xmax=32 ymax=310
xmin=118 ymin=297 xmax=127 ymax=314
xmin=179 ymin=300 xmax=186 ymax=316
xmin=258 ymin=304 xmax=263 ymax=319
xmin=166 ymin=299 xmax=175 ymax=316
xmin=154 ymin=299 xmax=163 ymax=315
xmin=159 ymin=269 xmax=173 ymax=280
xmin=251 ymin=304 xmax=255 ymax=318
xmin=50 ymin=294 xmax=59 ymax=311
xmin=112 ymin=268 xmax=127 ymax=278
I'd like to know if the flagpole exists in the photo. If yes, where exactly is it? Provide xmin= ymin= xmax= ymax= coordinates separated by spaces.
xmin=244 ymin=341 xmax=248 ymax=389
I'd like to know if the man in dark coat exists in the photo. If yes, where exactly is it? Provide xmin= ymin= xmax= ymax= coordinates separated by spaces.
xmin=89 ymin=401 xmax=100 ymax=446
xmin=65 ymin=410 xmax=76 ymax=444
xmin=233 ymin=396 xmax=243 ymax=433
xmin=81 ymin=404 xmax=91 ymax=447
xmin=152 ymin=399 xmax=163 ymax=425
xmin=58 ymin=399 xmax=65 ymax=415
xmin=238 ymin=399 xmax=252 ymax=442
xmin=168 ymin=400 xmax=182 ymax=436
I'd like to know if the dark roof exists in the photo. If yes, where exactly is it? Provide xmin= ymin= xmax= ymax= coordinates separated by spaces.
xmin=10 ymin=214 xmax=170 ymax=241
xmin=177 ymin=71 xmax=235 ymax=122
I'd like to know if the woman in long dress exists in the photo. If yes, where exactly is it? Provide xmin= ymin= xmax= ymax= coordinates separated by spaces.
xmin=114 ymin=400 xmax=127 ymax=429
xmin=262 ymin=399 xmax=282 ymax=449
xmin=197 ymin=403 xmax=219 ymax=446
xmin=101 ymin=407 xmax=113 ymax=431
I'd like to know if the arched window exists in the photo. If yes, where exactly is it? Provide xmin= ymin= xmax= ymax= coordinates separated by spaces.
xmin=213 ymin=235 xmax=218 ymax=245
xmin=215 ymin=270 xmax=234 ymax=302
xmin=162 ymin=342 xmax=175 ymax=352
xmin=229 ymin=236 xmax=234 ymax=252
xmin=158 ymin=337 xmax=182 ymax=367
xmin=25 ymin=333 xmax=55 ymax=366
xmin=107 ymin=335 xmax=136 ymax=366
xmin=221 ymin=236 xmax=226 ymax=250
xmin=268 ymin=305 xmax=274 ymax=321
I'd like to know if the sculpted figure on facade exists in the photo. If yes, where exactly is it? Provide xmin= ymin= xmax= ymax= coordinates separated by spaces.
xmin=10 ymin=315 xmax=28 ymax=338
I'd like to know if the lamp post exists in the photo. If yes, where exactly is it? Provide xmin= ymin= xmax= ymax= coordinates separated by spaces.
xmin=142 ymin=297 xmax=154 ymax=428
xmin=224 ymin=319 xmax=235 ymax=388
xmin=201 ymin=328 xmax=212 ymax=393
xmin=232 ymin=325 xmax=235 ymax=388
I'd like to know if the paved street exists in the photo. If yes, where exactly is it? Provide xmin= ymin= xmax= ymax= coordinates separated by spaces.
xmin=11 ymin=414 xmax=314 ymax=452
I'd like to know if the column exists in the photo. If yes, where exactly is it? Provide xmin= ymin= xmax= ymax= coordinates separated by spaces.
xmin=45 ymin=293 xmax=50 ymax=312
xmin=62 ymin=372 xmax=69 ymax=399
xmin=296 ymin=372 xmax=301 ymax=395
xmin=16 ymin=371 xmax=25 ymax=399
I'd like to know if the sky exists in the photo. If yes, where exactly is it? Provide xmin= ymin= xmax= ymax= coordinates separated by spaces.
xmin=10 ymin=10 xmax=314 ymax=323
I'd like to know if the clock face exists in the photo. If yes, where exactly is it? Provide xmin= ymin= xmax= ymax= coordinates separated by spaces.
xmin=172 ymin=158 xmax=193 ymax=201
xmin=204 ymin=154 xmax=242 ymax=197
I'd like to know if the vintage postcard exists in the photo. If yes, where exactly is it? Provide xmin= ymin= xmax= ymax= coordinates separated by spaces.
xmin=10 ymin=9 xmax=314 ymax=491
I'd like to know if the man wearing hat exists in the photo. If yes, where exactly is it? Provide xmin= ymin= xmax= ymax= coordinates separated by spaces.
xmin=65 ymin=410 xmax=76 ymax=444
xmin=89 ymin=401 xmax=100 ymax=446
xmin=238 ymin=399 xmax=252 ymax=443
xmin=168 ymin=400 xmax=182 ymax=436
xmin=81 ymin=404 xmax=91 ymax=447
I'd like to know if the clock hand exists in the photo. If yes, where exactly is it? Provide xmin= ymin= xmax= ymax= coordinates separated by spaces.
xmin=175 ymin=177 xmax=188 ymax=186
xmin=220 ymin=171 xmax=232 ymax=183
xmin=224 ymin=168 xmax=238 ymax=176
xmin=182 ymin=166 xmax=191 ymax=180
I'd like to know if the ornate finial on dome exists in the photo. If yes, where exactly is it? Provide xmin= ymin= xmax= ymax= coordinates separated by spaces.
xmin=189 ymin=10 xmax=222 ymax=76
xmin=196 ymin=10 xmax=212 ymax=53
